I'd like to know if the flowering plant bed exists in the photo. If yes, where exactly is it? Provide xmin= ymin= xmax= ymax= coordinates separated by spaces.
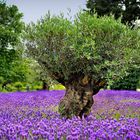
xmin=0 ymin=90 xmax=139 ymax=139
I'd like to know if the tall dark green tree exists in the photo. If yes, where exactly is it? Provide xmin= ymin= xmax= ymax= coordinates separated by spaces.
xmin=86 ymin=0 xmax=140 ymax=27
xmin=0 ymin=2 xmax=24 ymax=82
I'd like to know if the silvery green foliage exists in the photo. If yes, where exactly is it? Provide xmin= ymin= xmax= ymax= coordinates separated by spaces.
xmin=25 ymin=12 xmax=140 ymax=84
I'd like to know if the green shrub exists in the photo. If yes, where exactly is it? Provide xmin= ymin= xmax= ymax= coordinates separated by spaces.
xmin=5 ymin=84 xmax=15 ymax=92
xmin=0 ymin=85 xmax=2 ymax=92
xmin=110 ymin=68 xmax=140 ymax=90
xmin=14 ymin=82 xmax=23 ymax=91
xmin=50 ymin=84 xmax=65 ymax=90
xmin=0 ymin=77 xmax=4 ymax=84
xmin=33 ymin=85 xmax=42 ymax=90
xmin=137 ymin=79 xmax=140 ymax=89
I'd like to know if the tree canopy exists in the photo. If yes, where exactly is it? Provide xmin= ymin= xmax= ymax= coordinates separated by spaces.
xmin=86 ymin=0 xmax=140 ymax=89
xmin=25 ymin=12 xmax=140 ymax=86
xmin=0 ymin=2 xmax=23 ymax=47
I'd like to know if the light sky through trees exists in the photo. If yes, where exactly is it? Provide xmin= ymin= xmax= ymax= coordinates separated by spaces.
xmin=6 ymin=0 xmax=86 ymax=23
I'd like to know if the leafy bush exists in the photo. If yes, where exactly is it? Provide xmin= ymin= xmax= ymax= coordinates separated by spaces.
xmin=14 ymin=82 xmax=23 ymax=91
xmin=33 ymin=85 xmax=42 ymax=90
xmin=0 ymin=77 xmax=4 ymax=84
xmin=5 ymin=84 xmax=15 ymax=92
xmin=110 ymin=67 xmax=140 ymax=90
xmin=50 ymin=84 xmax=65 ymax=90
xmin=137 ymin=79 xmax=140 ymax=89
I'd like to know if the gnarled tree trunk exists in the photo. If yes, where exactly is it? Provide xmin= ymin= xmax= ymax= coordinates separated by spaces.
xmin=58 ymin=76 xmax=106 ymax=118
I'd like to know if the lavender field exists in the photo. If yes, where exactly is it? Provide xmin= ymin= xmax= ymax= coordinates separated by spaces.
xmin=0 ymin=90 xmax=140 ymax=140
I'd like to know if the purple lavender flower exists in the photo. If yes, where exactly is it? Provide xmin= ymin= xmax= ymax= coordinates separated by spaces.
xmin=0 ymin=90 xmax=139 ymax=139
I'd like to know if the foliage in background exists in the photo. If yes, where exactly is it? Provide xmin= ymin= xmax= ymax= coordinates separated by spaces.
xmin=50 ymin=84 xmax=65 ymax=90
xmin=14 ymin=82 xmax=23 ymax=91
xmin=0 ymin=2 xmax=48 ymax=90
xmin=0 ymin=77 xmax=4 ymax=85
xmin=110 ymin=66 xmax=140 ymax=90
xmin=0 ymin=2 xmax=24 ymax=83
xmin=86 ymin=0 xmax=140 ymax=27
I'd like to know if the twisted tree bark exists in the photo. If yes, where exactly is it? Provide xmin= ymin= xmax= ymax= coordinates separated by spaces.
xmin=58 ymin=76 xmax=106 ymax=118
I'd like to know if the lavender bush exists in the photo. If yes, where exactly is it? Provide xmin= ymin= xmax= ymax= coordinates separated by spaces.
xmin=0 ymin=90 xmax=139 ymax=140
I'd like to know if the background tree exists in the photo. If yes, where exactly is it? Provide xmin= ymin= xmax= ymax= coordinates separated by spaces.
xmin=86 ymin=0 xmax=140 ymax=27
xmin=110 ymin=66 xmax=140 ymax=90
xmin=0 ymin=1 xmax=24 ymax=84
xmin=25 ymin=12 xmax=140 ymax=118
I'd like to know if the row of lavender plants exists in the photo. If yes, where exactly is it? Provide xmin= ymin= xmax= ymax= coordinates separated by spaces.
xmin=0 ymin=90 xmax=139 ymax=140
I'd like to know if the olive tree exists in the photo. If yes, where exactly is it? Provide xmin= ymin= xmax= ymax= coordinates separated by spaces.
xmin=25 ymin=12 xmax=140 ymax=118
